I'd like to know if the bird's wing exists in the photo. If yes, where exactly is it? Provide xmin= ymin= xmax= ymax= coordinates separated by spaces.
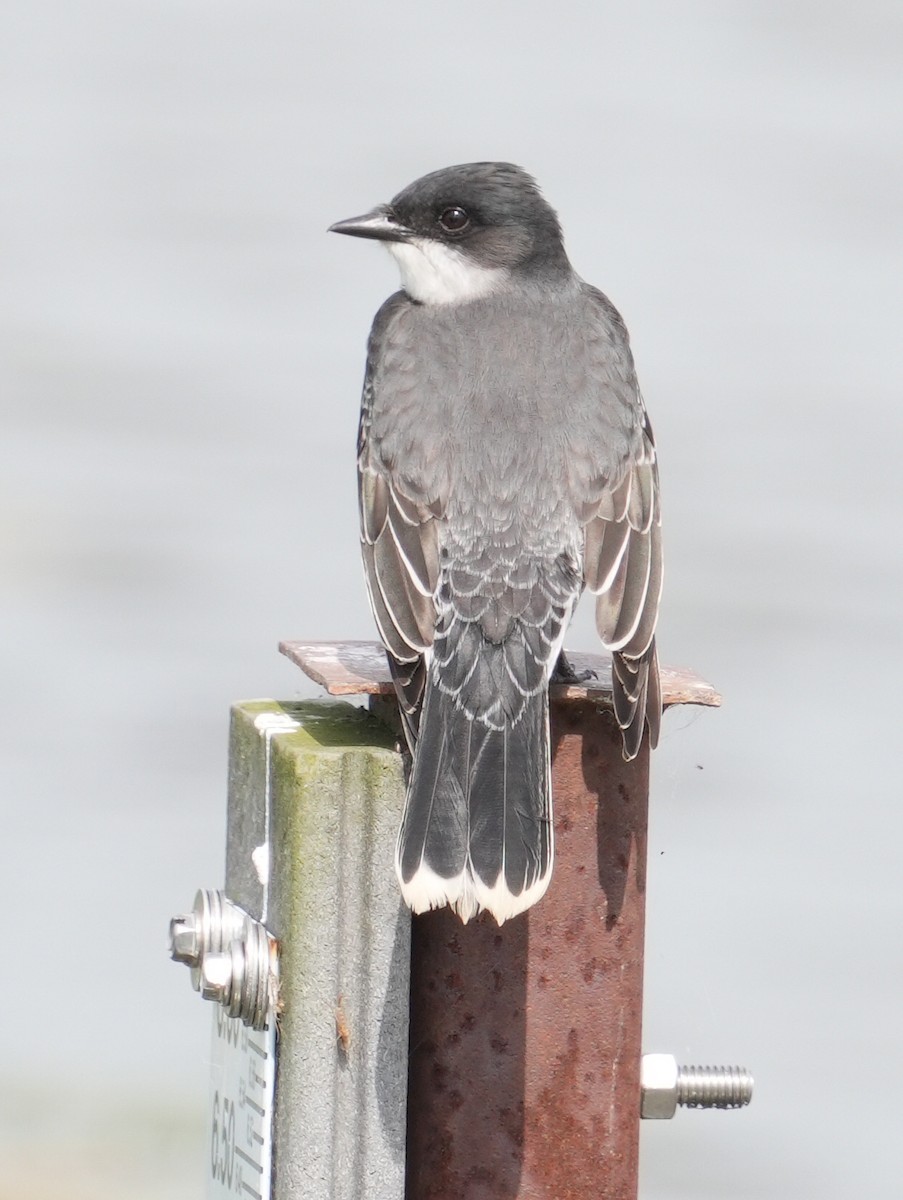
xmin=570 ymin=289 xmax=664 ymax=758
xmin=358 ymin=297 xmax=442 ymax=744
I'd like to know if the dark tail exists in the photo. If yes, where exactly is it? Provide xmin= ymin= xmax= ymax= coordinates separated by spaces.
xmin=395 ymin=673 xmax=553 ymax=924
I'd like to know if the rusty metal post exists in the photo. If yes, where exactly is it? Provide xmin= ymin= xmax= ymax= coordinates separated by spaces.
xmin=406 ymin=700 xmax=648 ymax=1200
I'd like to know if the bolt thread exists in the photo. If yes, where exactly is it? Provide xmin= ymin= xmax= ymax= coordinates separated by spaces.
xmin=676 ymin=1065 xmax=753 ymax=1109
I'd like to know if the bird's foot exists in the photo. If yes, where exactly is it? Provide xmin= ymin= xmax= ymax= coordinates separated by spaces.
xmin=552 ymin=651 xmax=598 ymax=684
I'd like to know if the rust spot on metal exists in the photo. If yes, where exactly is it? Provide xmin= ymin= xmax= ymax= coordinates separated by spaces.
xmin=334 ymin=993 xmax=351 ymax=1057
xmin=406 ymin=701 xmax=649 ymax=1198
xmin=581 ymin=957 xmax=603 ymax=984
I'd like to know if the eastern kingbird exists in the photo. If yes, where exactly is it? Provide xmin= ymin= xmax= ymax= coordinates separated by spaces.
xmin=330 ymin=162 xmax=662 ymax=924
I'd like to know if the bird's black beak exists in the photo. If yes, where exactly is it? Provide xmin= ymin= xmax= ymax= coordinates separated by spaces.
xmin=328 ymin=206 xmax=413 ymax=243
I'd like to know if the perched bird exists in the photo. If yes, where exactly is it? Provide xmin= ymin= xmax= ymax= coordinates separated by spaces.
xmin=330 ymin=163 xmax=662 ymax=924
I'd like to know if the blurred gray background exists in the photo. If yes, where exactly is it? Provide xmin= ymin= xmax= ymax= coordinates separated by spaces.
xmin=2 ymin=1 xmax=901 ymax=1196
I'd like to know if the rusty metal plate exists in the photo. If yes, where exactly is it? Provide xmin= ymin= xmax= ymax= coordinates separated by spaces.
xmin=279 ymin=640 xmax=720 ymax=708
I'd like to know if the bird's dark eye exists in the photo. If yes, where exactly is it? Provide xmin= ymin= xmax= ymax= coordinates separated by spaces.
xmin=438 ymin=206 xmax=470 ymax=233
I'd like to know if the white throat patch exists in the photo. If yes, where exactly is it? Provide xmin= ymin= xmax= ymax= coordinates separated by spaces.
xmin=386 ymin=238 xmax=507 ymax=306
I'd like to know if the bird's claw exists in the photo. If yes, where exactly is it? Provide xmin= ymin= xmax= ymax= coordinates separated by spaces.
xmin=552 ymin=652 xmax=598 ymax=685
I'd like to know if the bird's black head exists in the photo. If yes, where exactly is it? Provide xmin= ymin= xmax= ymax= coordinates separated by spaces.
xmin=330 ymin=162 xmax=570 ymax=305
xmin=389 ymin=162 xmax=566 ymax=270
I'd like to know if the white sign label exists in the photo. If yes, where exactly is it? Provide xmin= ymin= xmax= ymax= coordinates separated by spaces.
xmin=207 ymin=1006 xmax=276 ymax=1200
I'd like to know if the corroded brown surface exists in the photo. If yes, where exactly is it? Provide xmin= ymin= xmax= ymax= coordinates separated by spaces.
xmin=279 ymin=639 xmax=721 ymax=708
xmin=407 ymin=910 xmax=528 ymax=1199
xmin=406 ymin=701 xmax=649 ymax=1199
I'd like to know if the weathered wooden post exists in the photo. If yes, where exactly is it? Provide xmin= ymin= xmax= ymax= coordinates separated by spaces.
xmin=171 ymin=694 xmax=412 ymax=1200
xmin=169 ymin=640 xmax=750 ymax=1200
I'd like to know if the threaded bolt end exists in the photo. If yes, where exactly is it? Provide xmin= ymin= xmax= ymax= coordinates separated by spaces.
xmin=676 ymin=1065 xmax=754 ymax=1109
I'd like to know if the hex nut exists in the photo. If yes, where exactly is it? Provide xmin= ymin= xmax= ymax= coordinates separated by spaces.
xmin=169 ymin=915 xmax=200 ymax=965
xmin=200 ymin=952 xmax=233 ymax=1003
xmin=640 ymin=1053 xmax=679 ymax=1119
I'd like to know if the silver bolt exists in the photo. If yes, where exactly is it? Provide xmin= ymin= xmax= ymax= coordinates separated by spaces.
xmin=168 ymin=889 xmax=248 ymax=989
xmin=200 ymin=951 xmax=233 ymax=1003
xmin=677 ymin=1064 xmax=754 ymax=1110
xmin=169 ymin=914 xmax=201 ymax=965
xmin=169 ymin=889 xmax=277 ymax=1030
xmin=641 ymin=1054 xmax=753 ymax=1119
